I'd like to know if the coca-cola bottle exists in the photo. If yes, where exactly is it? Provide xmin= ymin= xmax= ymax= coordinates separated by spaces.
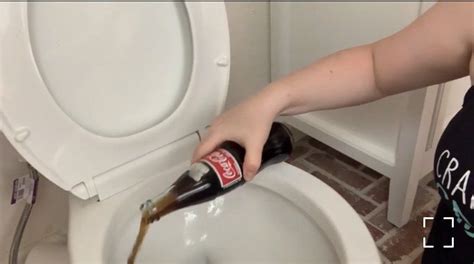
xmin=140 ymin=122 xmax=294 ymax=223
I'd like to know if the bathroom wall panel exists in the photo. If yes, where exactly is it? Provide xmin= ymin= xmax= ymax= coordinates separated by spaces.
xmin=0 ymin=133 xmax=68 ymax=263
xmin=224 ymin=2 xmax=271 ymax=109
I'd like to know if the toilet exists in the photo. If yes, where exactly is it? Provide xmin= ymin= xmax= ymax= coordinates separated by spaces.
xmin=0 ymin=2 xmax=380 ymax=263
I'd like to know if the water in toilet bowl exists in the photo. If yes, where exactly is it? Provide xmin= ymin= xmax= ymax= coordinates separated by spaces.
xmin=110 ymin=184 xmax=339 ymax=264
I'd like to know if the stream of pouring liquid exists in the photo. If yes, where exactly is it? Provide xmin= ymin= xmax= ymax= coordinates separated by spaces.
xmin=127 ymin=216 xmax=150 ymax=264
xmin=128 ymin=192 xmax=177 ymax=264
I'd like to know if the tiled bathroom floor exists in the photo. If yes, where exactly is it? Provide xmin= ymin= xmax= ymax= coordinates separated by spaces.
xmin=287 ymin=136 xmax=440 ymax=264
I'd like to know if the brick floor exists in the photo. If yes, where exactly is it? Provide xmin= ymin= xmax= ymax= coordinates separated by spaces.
xmin=330 ymin=166 xmax=374 ymax=190
xmin=305 ymin=152 xmax=341 ymax=175
xmin=288 ymin=144 xmax=310 ymax=162
xmin=369 ymin=207 xmax=396 ymax=233
xmin=379 ymin=211 xmax=433 ymax=262
xmin=361 ymin=165 xmax=385 ymax=179
xmin=365 ymin=220 xmax=386 ymax=241
xmin=365 ymin=178 xmax=390 ymax=204
xmin=290 ymin=136 xmax=439 ymax=264
xmin=311 ymin=170 xmax=377 ymax=216
xmin=288 ymin=159 xmax=313 ymax=172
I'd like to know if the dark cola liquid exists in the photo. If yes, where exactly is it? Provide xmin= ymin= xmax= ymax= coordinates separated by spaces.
xmin=128 ymin=191 xmax=177 ymax=264
xmin=128 ymin=122 xmax=293 ymax=263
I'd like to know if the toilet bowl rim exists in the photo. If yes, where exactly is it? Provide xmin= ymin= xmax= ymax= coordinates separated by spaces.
xmin=66 ymin=162 xmax=380 ymax=263
xmin=252 ymin=163 xmax=380 ymax=263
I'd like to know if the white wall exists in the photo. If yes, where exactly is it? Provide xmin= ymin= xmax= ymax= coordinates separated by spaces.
xmin=0 ymin=134 xmax=68 ymax=264
xmin=224 ymin=2 xmax=271 ymax=109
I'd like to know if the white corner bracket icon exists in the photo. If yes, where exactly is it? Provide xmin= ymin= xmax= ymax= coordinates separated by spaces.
xmin=443 ymin=217 xmax=454 ymax=228
xmin=443 ymin=237 xmax=455 ymax=249
xmin=442 ymin=217 xmax=455 ymax=248
xmin=422 ymin=217 xmax=455 ymax=249
xmin=422 ymin=217 xmax=434 ymax=248
xmin=423 ymin=217 xmax=434 ymax=229
xmin=423 ymin=237 xmax=434 ymax=249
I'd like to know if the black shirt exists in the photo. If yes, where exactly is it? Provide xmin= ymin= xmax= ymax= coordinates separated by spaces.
xmin=423 ymin=86 xmax=474 ymax=263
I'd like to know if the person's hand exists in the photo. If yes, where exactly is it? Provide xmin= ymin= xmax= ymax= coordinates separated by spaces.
xmin=192 ymin=91 xmax=284 ymax=181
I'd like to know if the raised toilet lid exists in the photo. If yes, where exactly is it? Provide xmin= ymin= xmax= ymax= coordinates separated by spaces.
xmin=67 ymin=163 xmax=380 ymax=263
xmin=0 ymin=2 xmax=230 ymax=200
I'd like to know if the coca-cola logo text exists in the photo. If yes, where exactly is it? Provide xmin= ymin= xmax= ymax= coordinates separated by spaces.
xmin=202 ymin=148 xmax=242 ymax=189
xmin=208 ymin=152 xmax=236 ymax=179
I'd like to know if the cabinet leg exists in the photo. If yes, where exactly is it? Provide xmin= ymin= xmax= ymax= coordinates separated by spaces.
xmin=387 ymin=174 xmax=419 ymax=227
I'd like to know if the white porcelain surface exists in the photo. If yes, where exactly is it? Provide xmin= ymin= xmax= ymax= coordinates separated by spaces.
xmin=25 ymin=239 xmax=69 ymax=264
xmin=110 ymin=186 xmax=338 ymax=264
xmin=68 ymin=163 xmax=380 ymax=264
xmin=0 ymin=2 xmax=230 ymax=200
xmin=28 ymin=2 xmax=193 ymax=137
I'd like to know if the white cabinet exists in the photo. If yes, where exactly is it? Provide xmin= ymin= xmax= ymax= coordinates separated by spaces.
xmin=271 ymin=2 xmax=448 ymax=227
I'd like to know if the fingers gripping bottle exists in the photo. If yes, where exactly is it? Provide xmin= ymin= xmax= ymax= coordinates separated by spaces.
xmin=140 ymin=122 xmax=294 ymax=223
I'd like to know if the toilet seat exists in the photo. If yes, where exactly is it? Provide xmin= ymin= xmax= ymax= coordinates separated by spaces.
xmin=67 ymin=162 xmax=380 ymax=263
xmin=0 ymin=2 xmax=230 ymax=200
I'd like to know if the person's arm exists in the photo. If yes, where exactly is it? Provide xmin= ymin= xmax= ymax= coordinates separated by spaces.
xmin=193 ymin=2 xmax=474 ymax=180
xmin=266 ymin=2 xmax=473 ymax=115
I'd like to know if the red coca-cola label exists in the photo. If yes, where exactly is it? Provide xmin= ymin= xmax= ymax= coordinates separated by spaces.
xmin=201 ymin=148 xmax=242 ymax=189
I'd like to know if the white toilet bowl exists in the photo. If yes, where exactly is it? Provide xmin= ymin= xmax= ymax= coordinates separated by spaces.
xmin=0 ymin=2 xmax=380 ymax=264
xmin=66 ymin=162 xmax=379 ymax=264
